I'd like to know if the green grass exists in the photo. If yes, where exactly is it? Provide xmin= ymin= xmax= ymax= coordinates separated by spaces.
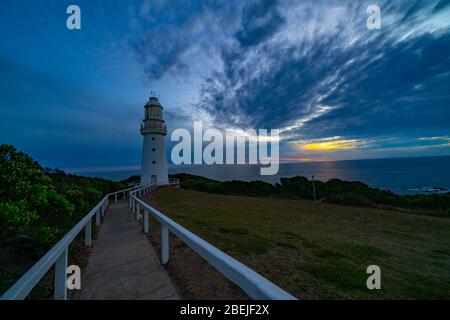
xmin=149 ymin=188 xmax=450 ymax=299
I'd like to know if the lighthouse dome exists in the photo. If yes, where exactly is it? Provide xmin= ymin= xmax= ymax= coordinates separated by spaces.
xmin=145 ymin=96 xmax=162 ymax=108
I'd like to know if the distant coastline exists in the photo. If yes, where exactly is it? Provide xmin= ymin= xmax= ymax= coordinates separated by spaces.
xmin=72 ymin=155 xmax=450 ymax=195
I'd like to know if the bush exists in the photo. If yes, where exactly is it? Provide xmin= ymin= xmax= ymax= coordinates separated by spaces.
xmin=170 ymin=173 xmax=450 ymax=216
xmin=0 ymin=201 xmax=38 ymax=238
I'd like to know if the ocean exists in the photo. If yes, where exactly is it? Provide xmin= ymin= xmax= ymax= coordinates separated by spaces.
xmin=76 ymin=156 xmax=450 ymax=195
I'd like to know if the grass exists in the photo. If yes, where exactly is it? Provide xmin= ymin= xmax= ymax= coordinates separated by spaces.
xmin=149 ymin=188 xmax=450 ymax=299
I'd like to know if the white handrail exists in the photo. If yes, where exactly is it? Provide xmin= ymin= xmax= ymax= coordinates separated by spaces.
xmin=130 ymin=185 xmax=297 ymax=300
xmin=0 ymin=184 xmax=147 ymax=300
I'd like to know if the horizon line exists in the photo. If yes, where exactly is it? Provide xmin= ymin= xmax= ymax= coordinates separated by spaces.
xmin=62 ymin=154 xmax=450 ymax=174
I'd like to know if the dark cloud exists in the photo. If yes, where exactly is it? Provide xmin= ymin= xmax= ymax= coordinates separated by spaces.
xmin=130 ymin=1 xmax=239 ymax=82
xmin=195 ymin=0 xmax=450 ymax=146
xmin=433 ymin=0 xmax=450 ymax=13
xmin=131 ymin=23 xmax=193 ymax=81
xmin=236 ymin=0 xmax=285 ymax=47
xmin=401 ymin=0 xmax=426 ymax=22
xmin=303 ymin=32 xmax=450 ymax=139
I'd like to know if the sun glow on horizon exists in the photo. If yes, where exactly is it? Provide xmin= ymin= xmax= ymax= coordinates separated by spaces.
xmin=300 ymin=139 xmax=361 ymax=151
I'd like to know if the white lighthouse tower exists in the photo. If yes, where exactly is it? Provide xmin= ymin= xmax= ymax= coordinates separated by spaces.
xmin=140 ymin=94 xmax=169 ymax=186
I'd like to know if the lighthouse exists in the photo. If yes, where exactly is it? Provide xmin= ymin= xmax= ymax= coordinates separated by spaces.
xmin=140 ymin=95 xmax=169 ymax=186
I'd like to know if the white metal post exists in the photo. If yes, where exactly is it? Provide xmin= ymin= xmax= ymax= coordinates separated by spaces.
xmin=161 ymin=225 xmax=169 ymax=265
xmin=115 ymin=193 xmax=118 ymax=202
xmin=144 ymin=210 xmax=149 ymax=234
xmin=85 ymin=219 xmax=92 ymax=247
xmin=136 ymin=202 xmax=141 ymax=220
xmin=132 ymin=198 xmax=135 ymax=212
xmin=312 ymin=175 xmax=316 ymax=201
xmin=96 ymin=208 xmax=101 ymax=226
xmin=54 ymin=248 xmax=68 ymax=300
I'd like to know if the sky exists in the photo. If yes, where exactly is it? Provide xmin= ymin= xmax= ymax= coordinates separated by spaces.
xmin=0 ymin=0 xmax=449 ymax=171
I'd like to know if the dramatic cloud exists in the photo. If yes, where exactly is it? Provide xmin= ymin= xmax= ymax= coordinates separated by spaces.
xmin=176 ymin=0 xmax=450 ymax=160
xmin=236 ymin=0 xmax=285 ymax=47
xmin=1 ymin=0 xmax=449 ymax=168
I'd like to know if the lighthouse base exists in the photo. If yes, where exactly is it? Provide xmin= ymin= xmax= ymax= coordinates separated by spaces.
xmin=140 ymin=172 xmax=169 ymax=186
xmin=140 ymin=134 xmax=169 ymax=186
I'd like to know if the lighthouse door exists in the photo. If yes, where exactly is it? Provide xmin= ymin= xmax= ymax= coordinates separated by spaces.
xmin=151 ymin=175 xmax=157 ymax=185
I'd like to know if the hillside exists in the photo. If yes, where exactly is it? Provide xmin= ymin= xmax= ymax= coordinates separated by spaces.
xmin=147 ymin=187 xmax=450 ymax=299
xmin=170 ymin=173 xmax=450 ymax=216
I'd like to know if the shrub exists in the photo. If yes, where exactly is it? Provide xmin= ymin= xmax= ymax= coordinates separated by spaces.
xmin=171 ymin=173 xmax=450 ymax=216
xmin=0 ymin=201 xmax=38 ymax=238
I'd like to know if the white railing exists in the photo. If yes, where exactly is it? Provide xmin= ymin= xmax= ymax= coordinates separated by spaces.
xmin=0 ymin=184 xmax=147 ymax=300
xmin=130 ymin=185 xmax=297 ymax=300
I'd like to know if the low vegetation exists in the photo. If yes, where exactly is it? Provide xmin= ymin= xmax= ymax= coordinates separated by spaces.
xmin=149 ymin=187 xmax=450 ymax=299
xmin=0 ymin=144 xmax=126 ymax=296
xmin=171 ymin=173 xmax=450 ymax=216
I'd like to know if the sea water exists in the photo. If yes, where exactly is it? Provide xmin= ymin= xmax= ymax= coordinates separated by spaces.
xmin=76 ymin=156 xmax=450 ymax=195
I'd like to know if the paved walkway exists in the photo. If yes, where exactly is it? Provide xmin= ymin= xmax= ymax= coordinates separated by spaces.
xmin=76 ymin=200 xmax=179 ymax=300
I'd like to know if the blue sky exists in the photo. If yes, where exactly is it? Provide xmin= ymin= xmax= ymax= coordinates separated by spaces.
xmin=0 ymin=0 xmax=449 ymax=170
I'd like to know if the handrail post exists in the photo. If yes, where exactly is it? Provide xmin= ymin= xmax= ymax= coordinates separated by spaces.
xmin=161 ymin=225 xmax=169 ymax=265
xmin=144 ymin=209 xmax=149 ymax=234
xmin=132 ymin=197 xmax=135 ymax=212
xmin=136 ymin=202 xmax=141 ymax=220
xmin=101 ymin=203 xmax=105 ymax=217
xmin=96 ymin=208 xmax=101 ymax=226
xmin=85 ymin=219 xmax=92 ymax=246
xmin=115 ymin=193 xmax=117 ymax=202
xmin=54 ymin=247 xmax=68 ymax=300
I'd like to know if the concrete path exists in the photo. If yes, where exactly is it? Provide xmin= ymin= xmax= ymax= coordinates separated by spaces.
xmin=76 ymin=200 xmax=179 ymax=300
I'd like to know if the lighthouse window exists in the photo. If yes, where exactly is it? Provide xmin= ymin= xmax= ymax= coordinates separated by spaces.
xmin=152 ymin=137 xmax=155 ymax=141
xmin=152 ymin=161 xmax=156 ymax=164
xmin=152 ymin=148 xmax=156 ymax=152
xmin=149 ymin=108 xmax=162 ymax=118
